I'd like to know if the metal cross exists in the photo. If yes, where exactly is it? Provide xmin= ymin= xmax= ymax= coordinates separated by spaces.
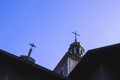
xmin=72 ymin=31 xmax=80 ymax=42
xmin=28 ymin=43 xmax=36 ymax=57
xmin=29 ymin=43 xmax=36 ymax=48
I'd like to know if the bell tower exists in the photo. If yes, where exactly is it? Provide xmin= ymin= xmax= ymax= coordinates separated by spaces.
xmin=54 ymin=32 xmax=85 ymax=77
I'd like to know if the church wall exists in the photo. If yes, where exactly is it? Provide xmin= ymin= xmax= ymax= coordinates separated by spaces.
xmin=89 ymin=63 xmax=120 ymax=80
xmin=69 ymin=60 xmax=120 ymax=80
xmin=68 ymin=57 xmax=79 ymax=74
xmin=0 ymin=61 xmax=36 ymax=80
xmin=56 ymin=60 xmax=68 ymax=76
xmin=0 ymin=60 xmax=66 ymax=80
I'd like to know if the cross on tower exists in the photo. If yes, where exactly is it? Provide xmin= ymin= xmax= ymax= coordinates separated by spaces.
xmin=72 ymin=31 xmax=80 ymax=42
xmin=28 ymin=43 xmax=36 ymax=57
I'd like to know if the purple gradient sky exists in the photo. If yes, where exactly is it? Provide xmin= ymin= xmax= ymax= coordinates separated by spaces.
xmin=0 ymin=0 xmax=120 ymax=70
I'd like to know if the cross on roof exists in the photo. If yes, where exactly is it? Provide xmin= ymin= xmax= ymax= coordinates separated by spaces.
xmin=72 ymin=31 xmax=80 ymax=42
xmin=28 ymin=43 xmax=36 ymax=57
xmin=29 ymin=43 xmax=36 ymax=48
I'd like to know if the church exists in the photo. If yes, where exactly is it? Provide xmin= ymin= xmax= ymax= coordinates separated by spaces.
xmin=0 ymin=32 xmax=120 ymax=80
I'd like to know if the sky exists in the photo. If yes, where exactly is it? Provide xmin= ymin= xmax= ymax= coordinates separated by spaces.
xmin=0 ymin=0 xmax=120 ymax=70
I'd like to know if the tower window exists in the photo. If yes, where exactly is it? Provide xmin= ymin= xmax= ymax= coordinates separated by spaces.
xmin=76 ymin=48 xmax=79 ymax=54
xmin=74 ymin=47 xmax=76 ymax=53
xmin=81 ymin=50 xmax=83 ymax=54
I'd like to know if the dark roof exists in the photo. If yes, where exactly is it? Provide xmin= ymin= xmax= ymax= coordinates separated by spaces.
xmin=69 ymin=43 xmax=120 ymax=80
xmin=0 ymin=49 xmax=66 ymax=80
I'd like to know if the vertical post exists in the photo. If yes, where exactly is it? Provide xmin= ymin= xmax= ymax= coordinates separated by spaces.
xmin=28 ymin=48 xmax=32 ymax=57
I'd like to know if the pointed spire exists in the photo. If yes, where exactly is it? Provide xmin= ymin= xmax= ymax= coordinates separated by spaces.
xmin=28 ymin=43 xmax=36 ymax=57
xmin=72 ymin=31 xmax=80 ymax=42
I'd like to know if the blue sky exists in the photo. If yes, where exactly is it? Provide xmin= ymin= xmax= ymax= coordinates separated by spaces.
xmin=0 ymin=0 xmax=120 ymax=70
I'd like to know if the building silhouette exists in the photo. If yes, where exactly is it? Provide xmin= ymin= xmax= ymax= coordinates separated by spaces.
xmin=69 ymin=43 xmax=120 ymax=80
xmin=0 ymin=49 xmax=66 ymax=80
xmin=0 ymin=40 xmax=120 ymax=79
